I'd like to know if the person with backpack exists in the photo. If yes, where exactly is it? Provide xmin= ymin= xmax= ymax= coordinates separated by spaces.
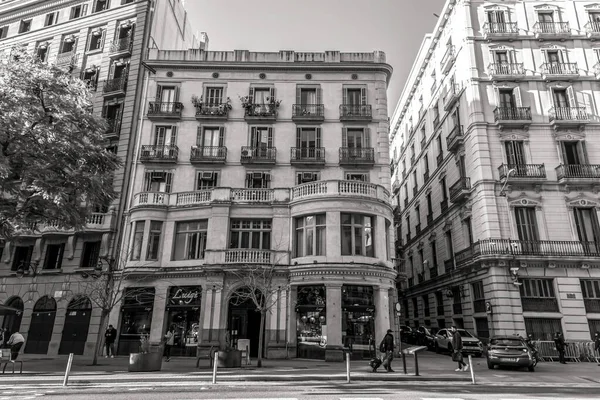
xmin=373 ymin=329 xmax=395 ymax=373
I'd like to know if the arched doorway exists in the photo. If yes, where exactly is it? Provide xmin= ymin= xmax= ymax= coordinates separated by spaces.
xmin=25 ymin=296 xmax=56 ymax=354
xmin=59 ymin=296 xmax=92 ymax=355
xmin=228 ymin=289 xmax=263 ymax=358
xmin=1 ymin=297 xmax=24 ymax=335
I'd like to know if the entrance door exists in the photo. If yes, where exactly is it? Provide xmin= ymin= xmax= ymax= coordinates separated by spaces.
xmin=59 ymin=296 xmax=92 ymax=355
xmin=228 ymin=292 xmax=263 ymax=358
xmin=2 ymin=297 xmax=24 ymax=334
xmin=25 ymin=296 xmax=57 ymax=354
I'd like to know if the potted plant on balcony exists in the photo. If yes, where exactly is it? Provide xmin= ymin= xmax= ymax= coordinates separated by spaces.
xmin=128 ymin=333 xmax=164 ymax=372
xmin=192 ymin=95 xmax=232 ymax=115
xmin=240 ymin=96 xmax=281 ymax=117
xmin=216 ymin=331 xmax=242 ymax=368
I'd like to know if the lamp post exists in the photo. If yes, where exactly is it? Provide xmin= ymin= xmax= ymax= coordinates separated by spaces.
xmin=15 ymin=260 xmax=40 ymax=278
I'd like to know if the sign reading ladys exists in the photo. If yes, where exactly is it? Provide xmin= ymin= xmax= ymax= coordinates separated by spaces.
xmin=167 ymin=286 xmax=202 ymax=306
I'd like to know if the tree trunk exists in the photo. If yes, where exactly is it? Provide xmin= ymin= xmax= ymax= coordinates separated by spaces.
xmin=92 ymin=309 xmax=110 ymax=366
xmin=257 ymin=310 xmax=266 ymax=368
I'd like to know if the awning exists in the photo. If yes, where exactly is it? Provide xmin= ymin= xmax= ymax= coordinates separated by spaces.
xmin=0 ymin=304 xmax=21 ymax=316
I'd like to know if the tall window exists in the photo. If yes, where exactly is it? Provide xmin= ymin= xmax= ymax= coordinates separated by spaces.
xmin=296 ymin=127 xmax=322 ymax=154
xmin=295 ymin=215 xmax=326 ymax=257
xmin=88 ymin=29 xmax=104 ymax=51
xmin=431 ymin=241 xmax=438 ymax=270
xmin=131 ymin=221 xmax=145 ymax=261
xmin=11 ymin=245 xmax=33 ymax=272
xmin=43 ymin=244 xmax=65 ymax=270
xmin=436 ymin=135 xmax=443 ymax=157
xmin=250 ymin=126 xmax=273 ymax=149
xmin=464 ymin=217 xmax=474 ymax=244
xmin=412 ymin=297 xmax=418 ymax=318
xmin=229 ymin=220 xmax=271 ymax=250
xmin=520 ymin=278 xmax=555 ymax=298
xmin=505 ymin=141 xmax=525 ymax=165
xmin=343 ymin=87 xmax=366 ymax=105
xmin=144 ymin=170 xmax=173 ymax=192
xmin=80 ymin=241 xmax=100 ymax=268
xmin=514 ymin=207 xmax=539 ymax=241
xmin=573 ymin=208 xmax=600 ymax=253
xmin=560 ymin=141 xmax=585 ymax=165
xmin=298 ymin=87 xmax=320 ymax=104
xmin=196 ymin=171 xmax=219 ymax=189
xmin=197 ymin=126 xmax=224 ymax=151
xmin=205 ymin=87 xmax=224 ymax=105
xmin=426 ymin=193 xmax=433 ymax=218
xmin=341 ymin=213 xmax=374 ymax=257
xmin=445 ymin=231 xmax=454 ymax=260
xmin=146 ymin=221 xmax=163 ymax=260
xmin=18 ymin=19 xmax=32 ymax=33
xmin=44 ymin=12 xmax=59 ymax=27
xmin=441 ymin=178 xmax=448 ymax=202
xmin=154 ymin=126 xmax=177 ymax=147
xmin=173 ymin=220 xmax=207 ymax=260
xmin=342 ymin=127 xmax=369 ymax=149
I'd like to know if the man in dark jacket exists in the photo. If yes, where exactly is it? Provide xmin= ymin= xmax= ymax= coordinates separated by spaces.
xmin=379 ymin=329 xmax=395 ymax=373
xmin=104 ymin=325 xmax=117 ymax=358
xmin=593 ymin=332 xmax=600 ymax=366
xmin=554 ymin=332 xmax=566 ymax=364
xmin=451 ymin=326 xmax=467 ymax=372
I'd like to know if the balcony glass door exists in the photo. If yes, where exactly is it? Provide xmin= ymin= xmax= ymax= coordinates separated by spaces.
xmin=205 ymin=87 xmax=223 ymax=106
xmin=253 ymin=88 xmax=270 ymax=113
xmin=574 ymin=208 xmax=600 ymax=254
xmin=300 ymin=88 xmax=317 ymax=105
xmin=561 ymin=141 xmax=582 ymax=165
xmin=505 ymin=141 xmax=525 ymax=166
xmin=154 ymin=126 xmax=175 ymax=147
xmin=297 ymin=128 xmax=320 ymax=159
xmin=514 ymin=207 xmax=540 ymax=253
xmin=159 ymin=87 xmax=175 ymax=112
xmin=498 ymin=89 xmax=515 ymax=108
xmin=487 ymin=10 xmax=505 ymax=24
xmin=197 ymin=127 xmax=222 ymax=157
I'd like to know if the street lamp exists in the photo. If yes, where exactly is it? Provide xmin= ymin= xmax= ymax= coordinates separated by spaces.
xmin=80 ymin=257 xmax=114 ymax=279
xmin=15 ymin=260 xmax=40 ymax=278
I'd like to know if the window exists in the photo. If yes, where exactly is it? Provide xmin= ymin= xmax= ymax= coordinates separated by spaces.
xmin=19 ymin=20 xmax=32 ymax=34
xmin=102 ymin=102 xmax=122 ymax=125
xmin=412 ymin=298 xmax=418 ymax=318
xmin=581 ymin=280 xmax=600 ymax=299
xmin=487 ymin=10 xmax=506 ymax=25
xmin=43 ymin=244 xmax=65 ymax=270
xmin=406 ymin=215 xmax=411 ymax=238
xmin=475 ymin=317 xmax=490 ymax=339
xmin=436 ymin=135 xmax=443 ymax=157
xmin=173 ymin=220 xmax=207 ymax=260
xmin=93 ymin=0 xmax=109 ymax=13
xmin=146 ymin=221 xmax=163 ymax=260
xmin=343 ymin=87 xmax=366 ymax=105
xmin=441 ymin=178 xmax=448 ymax=201
xmin=560 ymin=141 xmax=586 ymax=165
xmin=156 ymin=85 xmax=178 ymax=105
xmin=60 ymin=36 xmax=77 ymax=53
xmin=0 ymin=26 xmax=8 ymax=39
xmin=131 ymin=221 xmax=145 ymax=260
xmin=229 ymin=220 xmax=272 ymax=250
xmin=196 ymin=126 xmax=224 ymax=153
xmin=345 ymin=172 xmax=368 ymax=182
xmin=426 ymin=193 xmax=433 ymax=218
xmin=431 ymin=241 xmax=438 ymax=272
xmin=196 ymin=170 xmax=219 ymax=189
xmin=296 ymin=127 xmax=322 ymax=154
xmin=464 ymin=217 xmax=474 ymax=244
xmin=423 ymin=295 xmax=430 ymax=317
xmin=514 ymin=207 xmax=539 ymax=241
xmin=524 ymin=318 xmax=561 ymax=341
xmin=144 ymin=170 xmax=173 ymax=192
xmin=342 ymin=127 xmax=370 ymax=149
xmin=44 ymin=12 xmax=59 ymax=27
xmin=297 ymin=87 xmax=321 ymax=105
xmin=573 ymin=208 xmax=600 ymax=246
xmin=505 ymin=141 xmax=525 ymax=165
xmin=205 ymin=86 xmax=224 ymax=105
xmin=521 ymin=279 xmax=555 ymax=298
xmin=245 ymin=171 xmax=271 ymax=188
xmin=11 ymin=245 xmax=33 ymax=271
xmin=498 ymin=87 xmax=520 ymax=109
xmin=423 ymin=153 xmax=429 ymax=177
xmin=70 ymin=4 xmax=88 ymax=19
xmin=36 ymin=43 xmax=49 ymax=62
xmin=296 ymin=171 xmax=320 ymax=184
xmin=341 ymin=213 xmax=374 ymax=257
xmin=80 ymin=241 xmax=100 ymax=268
xmin=445 ymin=231 xmax=454 ymax=260
xmin=153 ymin=125 xmax=177 ymax=147
xmin=417 ymin=249 xmax=424 ymax=282
xmin=88 ymin=29 xmax=104 ymax=51
xmin=250 ymin=126 xmax=273 ymax=149
xmin=295 ymin=214 xmax=326 ymax=257
xmin=432 ymin=104 xmax=440 ymax=126
xmin=538 ymin=11 xmax=554 ymax=24
xmin=415 ymin=205 xmax=420 ymax=226
xmin=82 ymin=68 xmax=99 ymax=90
xmin=111 ymin=61 xmax=128 ymax=80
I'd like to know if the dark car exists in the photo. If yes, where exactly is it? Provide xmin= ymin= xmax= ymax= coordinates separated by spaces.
xmin=399 ymin=325 xmax=413 ymax=343
xmin=413 ymin=326 xmax=436 ymax=349
xmin=486 ymin=335 xmax=536 ymax=372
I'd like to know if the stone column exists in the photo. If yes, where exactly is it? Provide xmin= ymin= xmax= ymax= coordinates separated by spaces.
xmin=149 ymin=285 xmax=168 ymax=343
xmin=325 ymin=284 xmax=343 ymax=362
xmin=374 ymin=287 xmax=391 ymax=346
xmin=287 ymin=285 xmax=297 ymax=358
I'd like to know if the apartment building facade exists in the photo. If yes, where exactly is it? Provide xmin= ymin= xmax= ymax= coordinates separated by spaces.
xmin=390 ymin=0 xmax=600 ymax=343
xmin=113 ymin=49 xmax=397 ymax=361
xmin=0 ymin=0 xmax=199 ymax=356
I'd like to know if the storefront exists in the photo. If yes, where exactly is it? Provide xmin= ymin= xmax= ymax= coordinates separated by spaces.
xmin=118 ymin=287 xmax=155 ymax=355
xmin=295 ymin=285 xmax=326 ymax=359
xmin=165 ymin=286 xmax=202 ymax=357
xmin=342 ymin=285 xmax=375 ymax=360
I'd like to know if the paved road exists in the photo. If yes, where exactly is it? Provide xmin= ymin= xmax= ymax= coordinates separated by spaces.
xmin=2 ymin=382 xmax=600 ymax=400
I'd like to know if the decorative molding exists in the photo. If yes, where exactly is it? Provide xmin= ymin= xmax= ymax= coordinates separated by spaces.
xmin=552 ymin=130 xmax=586 ymax=141
xmin=539 ymin=43 xmax=566 ymax=50
xmin=506 ymin=192 xmax=543 ymax=209
xmin=443 ymin=219 xmax=453 ymax=232
xmin=498 ymin=131 xmax=530 ymax=141
xmin=417 ymin=241 xmax=424 ymax=250
xmin=564 ymin=194 xmax=600 ymax=210
xmin=428 ymin=232 xmax=437 ymax=242
xmin=584 ymin=3 xmax=600 ymax=11
xmin=533 ymin=3 xmax=559 ymax=11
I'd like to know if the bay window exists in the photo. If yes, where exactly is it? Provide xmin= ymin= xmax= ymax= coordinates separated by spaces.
xmin=341 ymin=213 xmax=374 ymax=257
xmin=295 ymin=214 xmax=326 ymax=257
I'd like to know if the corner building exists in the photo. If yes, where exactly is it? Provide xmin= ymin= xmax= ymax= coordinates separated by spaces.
xmin=117 ymin=49 xmax=398 ymax=361
xmin=0 ymin=0 xmax=199 ymax=356
xmin=390 ymin=0 xmax=600 ymax=343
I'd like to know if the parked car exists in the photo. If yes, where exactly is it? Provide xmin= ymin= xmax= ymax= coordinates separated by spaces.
xmin=486 ymin=335 xmax=536 ymax=372
xmin=399 ymin=325 xmax=413 ymax=343
xmin=414 ymin=326 xmax=436 ymax=349
xmin=434 ymin=328 xmax=483 ymax=357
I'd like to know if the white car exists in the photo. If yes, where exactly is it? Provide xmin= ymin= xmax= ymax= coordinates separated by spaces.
xmin=434 ymin=328 xmax=483 ymax=357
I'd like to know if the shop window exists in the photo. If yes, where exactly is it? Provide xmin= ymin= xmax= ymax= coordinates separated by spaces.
xmin=340 ymin=213 xmax=374 ymax=257
xmin=118 ymin=287 xmax=155 ymax=355
xmin=80 ymin=241 xmax=100 ymax=268
xmin=43 ymin=244 xmax=65 ymax=270
xmin=229 ymin=219 xmax=271 ymax=250
xmin=173 ymin=220 xmax=207 ymax=260
xmin=342 ymin=285 xmax=374 ymax=359
xmin=524 ymin=318 xmax=562 ymax=341
xmin=294 ymin=214 xmax=326 ymax=257
xmin=146 ymin=221 xmax=163 ymax=260
xmin=165 ymin=286 xmax=202 ymax=357
xmin=296 ymin=285 xmax=326 ymax=359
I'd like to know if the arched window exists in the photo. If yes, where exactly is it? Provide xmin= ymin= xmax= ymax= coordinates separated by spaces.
xmin=67 ymin=296 xmax=92 ymax=310
xmin=33 ymin=296 xmax=57 ymax=311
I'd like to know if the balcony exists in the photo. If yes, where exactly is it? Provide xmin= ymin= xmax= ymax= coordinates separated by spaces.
xmin=498 ymin=164 xmax=546 ymax=181
xmin=449 ymin=177 xmax=471 ymax=203
xmin=230 ymin=188 xmax=274 ymax=203
xmin=133 ymin=192 xmax=169 ymax=207
xmin=109 ymin=37 xmax=132 ymax=56
xmin=147 ymin=102 xmax=183 ymax=119
xmin=483 ymin=22 xmax=519 ymax=40
xmin=541 ymin=63 xmax=579 ymax=80
xmin=140 ymin=145 xmax=178 ymax=163
xmin=465 ymin=238 xmax=600 ymax=259
xmin=549 ymin=107 xmax=589 ymax=130
xmin=102 ymin=77 xmax=127 ymax=96
xmin=521 ymin=297 xmax=559 ymax=313
xmin=291 ymin=180 xmax=390 ymax=205
xmin=493 ymin=107 xmax=532 ymax=130
xmin=533 ymin=22 xmax=571 ymax=39
xmin=240 ymin=146 xmax=276 ymax=164
xmin=440 ymin=45 xmax=456 ymax=74
xmin=204 ymin=249 xmax=289 ymax=265
xmin=446 ymin=125 xmax=464 ymax=153
xmin=290 ymin=147 xmax=326 ymax=165
xmin=105 ymin=118 xmax=121 ymax=139
xmin=452 ymin=303 xmax=463 ymax=315
xmin=584 ymin=298 xmax=600 ymax=313
xmin=585 ymin=21 xmax=600 ymax=38
xmin=195 ymin=103 xmax=230 ymax=120
xmin=339 ymin=104 xmax=372 ymax=121
xmin=244 ymin=103 xmax=277 ymax=121
xmin=174 ymin=190 xmax=212 ymax=207
xmin=190 ymin=146 xmax=227 ymax=164
xmin=488 ymin=63 xmax=525 ymax=80
xmin=56 ymin=51 xmax=79 ymax=68
xmin=556 ymin=164 xmax=600 ymax=183
xmin=473 ymin=299 xmax=486 ymax=314
xmin=292 ymin=104 xmax=324 ymax=122
xmin=339 ymin=147 xmax=375 ymax=166
xmin=443 ymin=83 xmax=463 ymax=111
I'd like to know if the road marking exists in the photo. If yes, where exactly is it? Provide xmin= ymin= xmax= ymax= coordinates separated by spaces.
xmin=421 ymin=398 xmax=465 ymax=400
xmin=340 ymin=398 xmax=384 ymax=400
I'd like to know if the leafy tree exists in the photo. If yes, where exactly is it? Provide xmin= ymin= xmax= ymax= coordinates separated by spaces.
xmin=0 ymin=47 xmax=120 ymax=239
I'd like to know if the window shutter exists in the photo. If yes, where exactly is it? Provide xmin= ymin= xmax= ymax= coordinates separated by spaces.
xmin=365 ymin=127 xmax=371 ymax=147
xmin=316 ymin=87 xmax=322 ymax=104
xmin=248 ymin=87 xmax=255 ymax=103
xmin=342 ymin=127 xmax=348 ymax=148
xmin=267 ymin=127 xmax=273 ymax=148
xmin=579 ymin=141 xmax=589 ymax=164
xmin=155 ymin=85 xmax=163 ymax=102
xmin=251 ymin=126 xmax=257 ymax=146
xmin=170 ymin=126 xmax=177 ymax=145
xmin=246 ymin=173 xmax=252 ymax=188
xmin=196 ymin=126 xmax=202 ymax=146
xmin=342 ymin=87 xmax=348 ymax=105
xmin=296 ymin=86 xmax=301 ymax=105
xmin=82 ymin=4 xmax=88 ymax=16
xmin=165 ymin=172 xmax=173 ymax=193
xmin=218 ymin=126 xmax=225 ymax=147
xmin=566 ymin=85 xmax=576 ymax=107
xmin=361 ymin=87 xmax=367 ymax=105
xmin=316 ymin=127 xmax=322 ymax=147
xmin=174 ymin=86 xmax=180 ymax=102
xmin=296 ymin=127 xmax=301 ymax=147
xmin=101 ymin=103 xmax=108 ymax=118
xmin=144 ymin=171 xmax=152 ymax=191
xmin=269 ymin=87 xmax=275 ymax=99
xmin=513 ymin=86 xmax=522 ymax=107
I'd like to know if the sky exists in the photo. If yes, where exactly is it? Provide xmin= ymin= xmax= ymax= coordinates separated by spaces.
xmin=184 ymin=0 xmax=447 ymax=115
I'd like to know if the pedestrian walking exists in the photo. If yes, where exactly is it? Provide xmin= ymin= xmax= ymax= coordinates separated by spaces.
xmin=593 ymin=331 xmax=600 ymax=366
xmin=450 ymin=326 xmax=468 ymax=372
xmin=554 ymin=332 xmax=567 ymax=364
xmin=6 ymin=331 xmax=25 ymax=362
xmin=164 ymin=325 xmax=175 ymax=362
xmin=104 ymin=324 xmax=117 ymax=358
xmin=374 ymin=329 xmax=395 ymax=373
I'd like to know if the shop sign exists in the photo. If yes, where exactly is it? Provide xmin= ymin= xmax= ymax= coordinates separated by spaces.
xmin=169 ymin=286 xmax=202 ymax=306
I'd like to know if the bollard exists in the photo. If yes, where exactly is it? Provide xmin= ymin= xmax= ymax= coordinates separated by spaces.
xmin=346 ymin=352 xmax=351 ymax=383
xmin=401 ymin=352 xmax=407 ymax=374
xmin=413 ymin=353 xmax=419 ymax=376
xmin=63 ymin=353 xmax=74 ymax=387
xmin=212 ymin=351 xmax=218 ymax=384
xmin=468 ymin=354 xmax=476 ymax=385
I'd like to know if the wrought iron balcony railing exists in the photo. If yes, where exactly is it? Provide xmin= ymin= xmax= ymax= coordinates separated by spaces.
xmin=190 ymin=146 xmax=227 ymax=163
xmin=339 ymin=147 xmax=375 ymax=164
xmin=483 ymin=22 xmax=519 ymax=35
xmin=147 ymin=102 xmax=183 ymax=118
xmin=290 ymin=147 xmax=326 ymax=163
xmin=140 ymin=145 xmax=178 ymax=162
xmin=549 ymin=107 xmax=588 ymax=121
xmin=498 ymin=164 xmax=546 ymax=180
xmin=240 ymin=146 xmax=276 ymax=163
xmin=244 ymin=103 xmax=277 ymax=119
xmin=292 ymin=104 xmax=324 ymax=119
xmin=339 ymin=104 xmax=372 ymax=120
xmin=541 ymin=62 xmax=578 ymax=75
xmin=195 ymin=103 xmax=230 ymax=119
xmin=494 ymin=107 xmax=532 ymax=121
xmin=449 ymin=177 xmax=471 ymax=202
xmin=585 ymin=21 xmax=600 ymax=34
xmin=488 ymin=62 xmax=525 ymax=76
xmin=556 ymin=164 xmax=600 ymax=180
xmin=463 ymin=238 xmax=600 ymax=258
xmin=103 ymin=77 xmax=127 ymax=93
xmin=534 ymin=22 xmax=570 ymax=35
xmin=110 ymin=37 xmax=132 ymax=54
